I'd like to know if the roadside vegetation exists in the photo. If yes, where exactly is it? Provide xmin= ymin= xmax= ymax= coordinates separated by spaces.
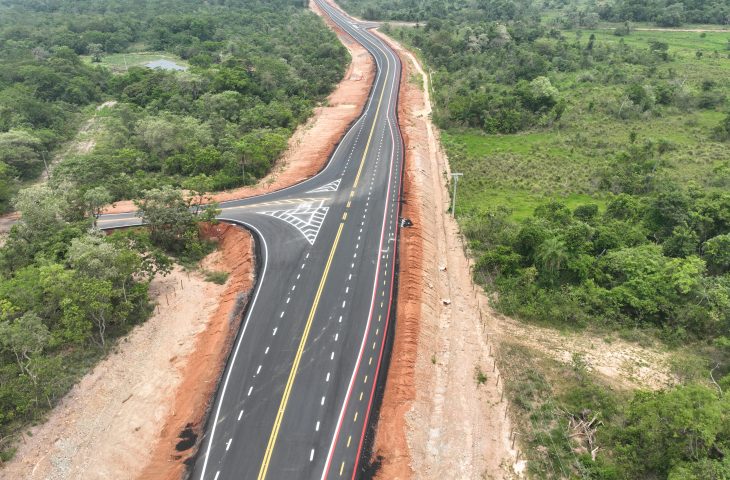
xmin=0 ymin=0 xmax=348 ymax=461
xmin=343 ymin=0 xmax=730 ymax=477
xmin=0 ymin=0 xmax=347 ymax=210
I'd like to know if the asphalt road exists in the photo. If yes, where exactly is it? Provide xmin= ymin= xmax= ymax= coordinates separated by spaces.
xmin=99 ymin=2 xmax=404 ymax=478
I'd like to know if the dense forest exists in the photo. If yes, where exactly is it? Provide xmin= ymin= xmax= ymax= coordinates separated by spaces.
xmin=343 ymin=0 xmax=730 ymax=477
xmin=0 ymin=0 xmax=347 ymax=208
xmin=386 ymin=6 xmax=730 ymax=348
xmin=341 ymin=0 xmax=730 ymax=26
xmin=339 ymin=0 xmax=539 ymax=22
xmin=0 ymin=0 xmax=347 ymax=460
xmin=598 ymin=0 xmax=730 ymax=26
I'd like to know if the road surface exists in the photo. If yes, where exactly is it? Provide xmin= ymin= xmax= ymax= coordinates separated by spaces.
xmin=100 ymin=2 xmax=403 ymax=478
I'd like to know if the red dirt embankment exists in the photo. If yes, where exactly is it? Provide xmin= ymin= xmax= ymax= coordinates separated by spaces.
xmin=2 ymin=5 xmax=376 ymax=480
xmin=104 ymin=1 xmax=374 ymax=215
xmin=135 ymin=9 xmax=378 ymax=477
xmin=370 ymin=31 xmax=517 ymax=479
xmin=138 ymin=223 xmax=254 ymax=479
xmin=0 ymin=224 xmax=252 ymax=480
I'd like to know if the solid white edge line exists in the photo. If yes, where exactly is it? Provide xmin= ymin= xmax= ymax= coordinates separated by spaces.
xmin=198 ymin=219 xmax=269 ymax=480
xmin=318 ymin=8 xmax=400 ymax=478
xmin=196 ymin=3 xmax=396 ymax=478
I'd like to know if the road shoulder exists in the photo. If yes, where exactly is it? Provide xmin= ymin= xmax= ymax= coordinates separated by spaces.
xmin=370 ymin=31 xmax=518 ymax=479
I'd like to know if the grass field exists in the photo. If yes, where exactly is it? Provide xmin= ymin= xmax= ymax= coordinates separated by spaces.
xmin=82 ymin=52 xmax=189 ymax=73
xmin=585 ymin=28 xmax=730 ymax=58
xmin=437 ymin=27 xmax=730 ymax=221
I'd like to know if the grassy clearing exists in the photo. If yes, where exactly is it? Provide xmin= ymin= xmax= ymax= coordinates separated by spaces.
xmin=585 ymin=28 xmax=730 ymax=57
xmin=203 ymin=269 xmax=229 ymax=285
xmin=82 ymin=52 xmax=188 ymax=73
xmin=436 ymin=28 xmax=730 ymax=221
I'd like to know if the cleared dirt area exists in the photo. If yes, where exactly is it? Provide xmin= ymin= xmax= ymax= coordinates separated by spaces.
xmin=138 ymin=224 xmax=254 ymax=479
xmin=371 ymin=32 xmax=517 ymax=479
xmin=494 ymin=315 xmax=675 ymax=391
xmin=104 ymin=1 xmax=374 ymax=215
xmin=0 ymin=223 xmax=254 ymax=480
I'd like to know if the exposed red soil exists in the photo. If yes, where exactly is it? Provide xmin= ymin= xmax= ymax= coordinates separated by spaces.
xmin=103 ymin=2 xmax=374 ymax=215
xmin=368 ymin=33 xmax=420 ymax=479
xmin=135 ymin=5 xmax=379 ymax=477
xmin=2 ymin=5 xmax=377 ymax=480
xmin=138 ymin=223 xmax=254 ymax=479
xmin=370 ymin=31 xmax=517 ymax=479
xmin=0 ymin=229 xmax=245 ymax=480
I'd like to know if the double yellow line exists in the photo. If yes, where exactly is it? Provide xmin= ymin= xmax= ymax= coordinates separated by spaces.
xmin=256 ymin=29 xmax=391 ymax=480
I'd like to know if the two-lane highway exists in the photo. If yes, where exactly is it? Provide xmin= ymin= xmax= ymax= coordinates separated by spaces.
xmin=99 ymin=2 xmax=404 ymax=478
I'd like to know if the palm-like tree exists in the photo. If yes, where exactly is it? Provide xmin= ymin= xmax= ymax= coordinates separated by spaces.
xmin=536 ymin=237 xmax=569 ymax=281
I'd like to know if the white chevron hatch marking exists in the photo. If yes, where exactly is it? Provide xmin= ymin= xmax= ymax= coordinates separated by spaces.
xmin=259 ymin=199 xmax=329 ymax=245
xmin=307 ymin=179 xmax=341 ymax=193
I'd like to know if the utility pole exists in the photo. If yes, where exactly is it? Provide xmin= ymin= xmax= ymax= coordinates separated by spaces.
xmin=450 ymin=172 xmax=463 ymax=217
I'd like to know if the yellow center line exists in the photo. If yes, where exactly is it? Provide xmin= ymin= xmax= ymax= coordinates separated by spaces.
xmin=257 ymin=221 xmax=345 ymax=479
xmin=352 ymin=57 xmax=390 ymax=189
xmin=256 ymin=41 xmax=391 ymax=478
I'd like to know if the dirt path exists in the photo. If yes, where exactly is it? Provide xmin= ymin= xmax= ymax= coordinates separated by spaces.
xmin=41 ymin=100 xmax=116 ymax=182
xmin=0 ymin=101 xmax=116 ymax=240
xmin=371 ymin=32 xmax=517 ymax=480
xmin=371 ymin=27 xmax=677 ymax=480
xmin=104 ymin=3 xmax=373 ymax=215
